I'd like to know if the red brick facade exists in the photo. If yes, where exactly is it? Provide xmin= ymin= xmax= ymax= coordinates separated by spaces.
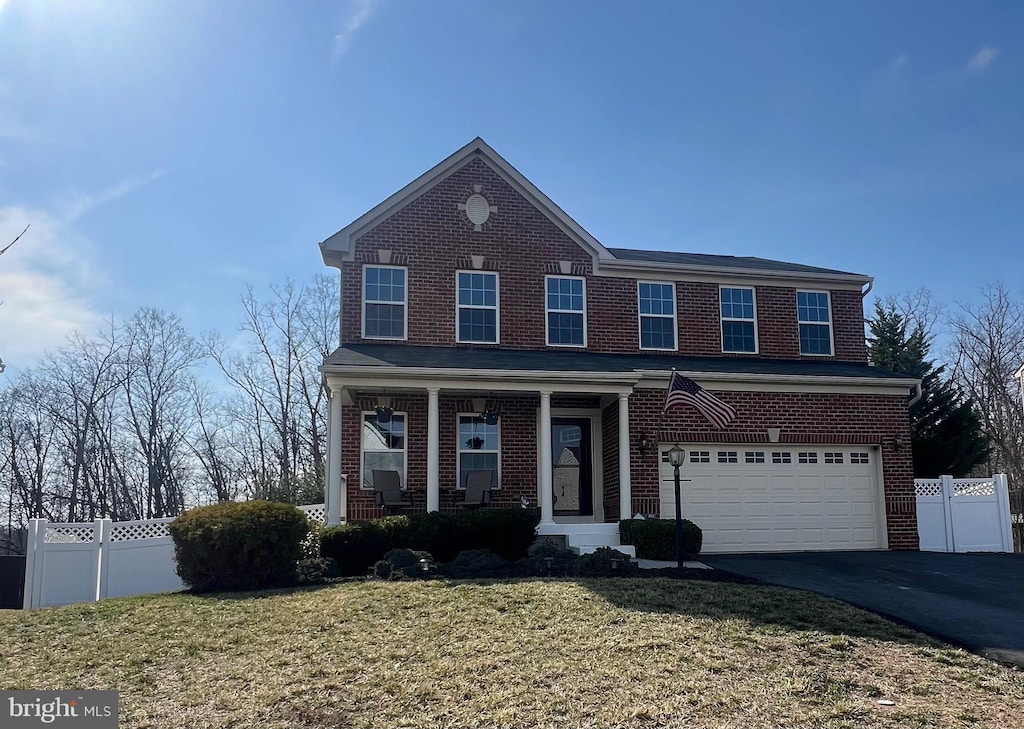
xmin=341 ymin=157 xmax=867 ymax=362
xmin=328 ymin=146 xmax=918 ymax=550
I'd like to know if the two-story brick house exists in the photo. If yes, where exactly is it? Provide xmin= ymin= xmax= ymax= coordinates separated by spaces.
xmin=319 ymin=138 xmax=921 ymax=553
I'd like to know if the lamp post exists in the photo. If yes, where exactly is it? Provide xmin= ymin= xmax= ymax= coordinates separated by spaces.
xmin=666 ymin=444 xmax=686 ymax=568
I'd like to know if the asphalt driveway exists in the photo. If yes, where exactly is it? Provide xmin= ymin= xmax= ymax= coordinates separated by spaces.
xmin=703 ymin=551 xmax=1024 ymax=667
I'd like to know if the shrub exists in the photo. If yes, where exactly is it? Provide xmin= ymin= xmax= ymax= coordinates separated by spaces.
xmin=168 ymin=501 xmax=310 ymax=592
xmin=439 ymin=549 xmax=513 ymax=579
xmin=296 ymin=557 xmax=338 ymax=585
xmin=320 ymin=508 xmax=540 ymax=575
xmin=619 ymin=518 xmax=702 ymax=560
xmin=573 ymin=547 xmax=639 ymax=577
xmin=320 ymin=516 xmax=411 ymax=576
xmin=373 ymin=548 xmax=433 ymax=580
xmin=520 ymin=541 xmax=579 ymax=577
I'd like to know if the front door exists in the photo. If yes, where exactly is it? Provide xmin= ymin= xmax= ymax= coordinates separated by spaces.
xmin=551 ymin=418 xmax=593 ymax=516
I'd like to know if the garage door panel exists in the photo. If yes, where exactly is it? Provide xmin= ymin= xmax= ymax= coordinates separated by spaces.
xmin=660 ymin=444 xmax=882 ymax=553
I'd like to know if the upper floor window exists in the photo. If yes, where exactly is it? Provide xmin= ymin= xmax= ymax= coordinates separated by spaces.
xmin=363 ymin=266 xmax=407 ymax=340
xmin=720 ymin=286 xmax=757 ymax=353
xmin=797 ymin=290 xmax=833 ymax=356
xmin=638 ymin=282 xmax=676 ymax=350
xmin=545 ymin=276 xmax=586 ymax=347
xmin=456 ymin=271 xmax=499 ymax=344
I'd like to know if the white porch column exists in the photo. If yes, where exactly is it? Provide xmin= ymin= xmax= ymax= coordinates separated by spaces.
xmin=539 ymin=390 xmax=554 ymax=525
xmin=326 ymin=386 xmax=344 ymax=526
xmin=618 ymin=392 xmax=632 ymax=521
xmin=426 ymin=387 xmax=440 ymax=512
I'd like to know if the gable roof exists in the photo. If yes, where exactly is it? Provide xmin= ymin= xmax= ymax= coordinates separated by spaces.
xmin=320 ymin=138 xmax=872 ymax=287
xmin=320 ymin=137 xmax=611 ymax=267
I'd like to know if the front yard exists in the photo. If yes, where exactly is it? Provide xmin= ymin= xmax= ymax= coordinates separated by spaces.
xmin=2 ymin=578 xmax=1022 ymax=728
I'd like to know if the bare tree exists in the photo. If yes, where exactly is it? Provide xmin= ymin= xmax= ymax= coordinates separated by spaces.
xmin=950 ymin=283 xmax=1024 ymax=487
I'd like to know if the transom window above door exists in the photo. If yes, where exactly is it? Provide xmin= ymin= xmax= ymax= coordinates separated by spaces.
xmin=638 ymin=282 xmax=677 ymax=350
xmin=363 ymin=266 xmax=407 ymax=340
xmin=545 ymin=276 xmax=586 ymax=347
xmin=456 ymin=271 xmax=499 ymax=344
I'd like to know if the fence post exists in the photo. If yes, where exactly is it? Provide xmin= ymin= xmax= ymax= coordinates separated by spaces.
xmin=93 ymin=518 xmax=111 ymax=603
xmin=994 ymin=474 xmax=1013 ymax=553
xmin=22 ymin=519 xmax=44 ymax=610
xmin=940 ymin=474 xmax=956 ymax=552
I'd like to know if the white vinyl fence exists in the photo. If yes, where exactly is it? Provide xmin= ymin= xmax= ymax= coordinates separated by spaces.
xmin=23 ymin=504 xmax=327 ymax=610
xmin=915 ymin=474 xmax=1013 ymax=553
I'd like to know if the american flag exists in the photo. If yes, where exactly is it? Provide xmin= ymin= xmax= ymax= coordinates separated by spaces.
xmin=664 ymin=371 xmax=737 ymax=429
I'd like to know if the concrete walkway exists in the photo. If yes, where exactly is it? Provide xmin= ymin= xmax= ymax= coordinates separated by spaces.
xmin=703 ymin=551 xmax=1024 ymax=667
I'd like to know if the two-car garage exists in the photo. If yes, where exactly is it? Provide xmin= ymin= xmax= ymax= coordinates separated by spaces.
xmin=659 ymin=444 xmax=885 ymax=553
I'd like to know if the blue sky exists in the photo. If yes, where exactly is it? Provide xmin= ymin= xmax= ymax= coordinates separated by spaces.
xmin=1 ymin=0 xmax=1021 ymax=368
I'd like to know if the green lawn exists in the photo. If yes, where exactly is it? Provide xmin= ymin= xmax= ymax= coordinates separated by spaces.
xmin=2 ymin=579 xmax=1021 ymax=728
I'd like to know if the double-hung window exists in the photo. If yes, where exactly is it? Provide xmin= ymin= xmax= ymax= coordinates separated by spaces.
xmin=545 ymin=276 xmax=586 ymax=347
xmin=363 ymin=266 xmax=406 ymax=339
xmin=456 ymin=271 xmax=499 ymax=343
xmin=720 ymin=286 xmax=757 ymax=353
xmin=797 ymin=290 xmax=833 ymax=355
xmin=638 ymin=282 xmax=677 ymax=350
xmin=457 ymin=415 xmax=499 ymax=489
xmin=361 ymin=412 xmax=406 ymax=490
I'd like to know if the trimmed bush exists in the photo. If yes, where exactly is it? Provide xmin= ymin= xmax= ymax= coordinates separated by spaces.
xmin=168 ymin=501 xmax=310 ymax=592
xmin=320 ymin=508 xmax=540 ymax=575
xmin=373 ymin=548 xmax=433 ymax=580
xmin=573 ymin=547 xmax=639 ymax=577
xmin=438 ymin=549 xmax=513 ymax=579
xmin=520 ymin=541 xmax=579 ymax=577
xmin=619 ymin=518 xmax=702 ymax=560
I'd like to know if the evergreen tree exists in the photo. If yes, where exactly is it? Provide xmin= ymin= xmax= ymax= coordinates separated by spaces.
xmin=868 ymin=301 xmax=990 ymax=477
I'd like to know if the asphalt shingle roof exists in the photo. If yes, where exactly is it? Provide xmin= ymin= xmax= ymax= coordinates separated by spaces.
xmin=324 ymin=343 xmax=910 ymax=380
xmin=607 ymin=248 xmax=866 ymax=278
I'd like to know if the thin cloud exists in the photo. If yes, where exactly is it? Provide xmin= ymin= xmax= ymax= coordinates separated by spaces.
xmin=331 ymin=0 xmax=376 ymax=65
xmin=964 ymin=45 xmax=999 ymax=74
xmin=0 ymin=207 xmax=106 ymax=366
xmin=61 ymin=169 xmax=166 ymax=223
xmin=887 ymin=53 xmax=909 ymax=73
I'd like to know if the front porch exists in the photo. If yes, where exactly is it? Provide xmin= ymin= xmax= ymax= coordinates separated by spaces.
xmin=322 ymin=369 xmax=647 ymax=551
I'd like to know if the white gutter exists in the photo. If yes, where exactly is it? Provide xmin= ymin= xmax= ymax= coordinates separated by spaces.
xmin=596 ymin=257 xmax=872 ymax=286
xmin=907 ymin=381 xmax=924 ymax=407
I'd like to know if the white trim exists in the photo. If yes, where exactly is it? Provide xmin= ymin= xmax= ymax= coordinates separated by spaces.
xmin=455 ymin=270 xmax=500 ymax=344
xmin=359 ymin=410 xmax=409 ymax=491
xmin=456 ymin=413 xmax=502 ymax=490
xmin=796 ymin=289 xmax=835 ymax=357
xmin=544 ymin=275 xmax=588 ymax=348
xmin=719 ymin=285 xmax=759 ymax=354
xmin=599 ymin=257 xmax=872 ymax=287
xmin=361 ymin=264 xmax=408 ymax=341
xmin=637 ymin=280 xmax=678 ymax=351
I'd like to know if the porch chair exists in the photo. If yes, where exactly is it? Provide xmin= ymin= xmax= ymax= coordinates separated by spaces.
xmin=458 ymin=469 xmax=494 ymax=509
xmin=373 ymin=470 xmax=411 ymax=513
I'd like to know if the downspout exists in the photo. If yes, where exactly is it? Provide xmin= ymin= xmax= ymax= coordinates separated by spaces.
xmin=860 ymin=279 xmax=874 ymax=299
xmin=908 ymin=382 xmax=923 ymax=408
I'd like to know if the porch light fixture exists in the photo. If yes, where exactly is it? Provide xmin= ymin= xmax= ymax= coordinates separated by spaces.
xmin=374 ymin=394 xmax=394 ymax=423
xmin=473 ymin=394 xmax=501 ymax=425
xmin=638 ymin=434 xmax=656 ymax=455
xmin=666 ymin=444 xmax=686 ymax=468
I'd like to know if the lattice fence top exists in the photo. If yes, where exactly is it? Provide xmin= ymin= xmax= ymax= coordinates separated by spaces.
xmin=954 ymin=480 xmax=996 ymax=497
xmin=298 ymin=504 xmax=326 ymax=524
xmin=110 ymin=519 xmax=173 ymax=542
xmin=915 ymin=481 xmax=943 ymax=497
xmin=45 ymin=525 xmax=95 ymax=544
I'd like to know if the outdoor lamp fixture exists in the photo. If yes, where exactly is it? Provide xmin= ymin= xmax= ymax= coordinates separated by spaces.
xmin=473 ymin=394 xmax=501 ymax=425
xmin=666 ymin=444 xmax=687 ymax=568
xmin=637 ymin=434 xmax=656 ymax=455
xmin=374 ymin=394 xmax=394 ymax=423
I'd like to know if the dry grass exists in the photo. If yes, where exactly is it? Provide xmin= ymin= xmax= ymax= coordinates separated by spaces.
xmin=2 ymin=578 xmax=1022 ymax=728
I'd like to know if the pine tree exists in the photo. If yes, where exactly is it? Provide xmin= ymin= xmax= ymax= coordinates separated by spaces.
xmin=868 ymin=301 xmax=990 ymax=477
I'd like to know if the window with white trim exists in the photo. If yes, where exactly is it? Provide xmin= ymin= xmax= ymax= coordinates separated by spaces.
xmin=361 ymin=412 xmax=407 ymax=489
xmin=690 ymin=451 xmax=710 ymax=463
xmin=772 ymin=452 xmax=792 ymax=464
xmin=798 ymin=452 xmax=818 ymax=464
xmin=456 ymin=271 xmax=498 ymax=343
xmin=720 ymin=287 xmax=757 ymax=353
xmin=545 ymin=276 xmax=586 ymax=347
xmin=458 ymin=415 xmax=499 ymax=489
xmin=797 ymin=291 xmax=833 ymax=355
xmin=718 ymin=451 xmax=738 ymax=463
xmin=824 ymin=452 xmax=844 ymax=464
xmin=638 ymin=282 xmax=676 ymax=350
xmin=851 ymin=452 xmax=870 ymax=464
xmin=745 ymin=451 xmax=765 ymax=464
xmin=363 ymin=266 xmax=407 ymax=339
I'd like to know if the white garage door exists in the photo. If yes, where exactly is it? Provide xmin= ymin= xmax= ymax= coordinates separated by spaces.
xmin=659 ymin=445 xmax=884 ymax=553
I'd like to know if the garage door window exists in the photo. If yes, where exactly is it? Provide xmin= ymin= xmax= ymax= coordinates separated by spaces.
xmin=799 ymin=452 xmax=818 ymax=464
xmin=717 ymin=451 xmax=738 ymax=463
xmin=744 ymin=451 xmax=765 ymax=464
xmin=851 ymin=452 xmax=870 ymax=464
xmin=689 ymin=451 xmax=710 ymax=463
xmin=824 ymin=452 xmax=844 ymax=464
xmin=772 ymin=452 xmax=792 ymax=464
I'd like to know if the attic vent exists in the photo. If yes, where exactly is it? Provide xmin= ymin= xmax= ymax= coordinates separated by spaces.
xmin=465 ymin=194 xmax=491 ymax=226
